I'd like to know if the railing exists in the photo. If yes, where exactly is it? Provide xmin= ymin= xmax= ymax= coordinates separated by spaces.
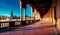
xmin=0 ymin=19 xmax=40 ymax=28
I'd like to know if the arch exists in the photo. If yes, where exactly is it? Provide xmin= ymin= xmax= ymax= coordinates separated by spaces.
xmin=26 ymin=4 xmax=33 ymax=16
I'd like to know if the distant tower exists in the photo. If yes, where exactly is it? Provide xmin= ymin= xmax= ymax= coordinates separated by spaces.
xmin=10 ymin=10 xmax=13 ymax=17
xmin=10 ymin=10 xmax=14 ymax=19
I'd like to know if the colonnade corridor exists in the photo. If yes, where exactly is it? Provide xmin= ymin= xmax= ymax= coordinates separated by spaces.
xmin=0 ymin=0 xmax=60 ymax=35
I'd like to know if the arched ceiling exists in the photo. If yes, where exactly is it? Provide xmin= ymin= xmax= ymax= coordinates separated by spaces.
xmin=20 ymin=0 xmax=53 ymax=17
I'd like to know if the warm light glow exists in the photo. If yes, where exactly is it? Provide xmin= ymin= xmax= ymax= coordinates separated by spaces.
xmin=33 ymin=9 xmax=41 ymax=20
xmin=57 ymin=19 xmax=60 ymax=27
xmin=42 ymin=17 xmax=55 ymax=24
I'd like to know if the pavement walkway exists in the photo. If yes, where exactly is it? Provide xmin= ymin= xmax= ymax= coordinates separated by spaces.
xmin=0 ymin=20 xmax=59 ymax=35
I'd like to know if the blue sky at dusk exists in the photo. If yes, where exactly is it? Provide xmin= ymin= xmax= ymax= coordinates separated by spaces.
xmin=0 ymin=0 xmax=32 ymax=16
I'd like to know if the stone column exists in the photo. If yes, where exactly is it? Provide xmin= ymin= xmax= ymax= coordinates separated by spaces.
xmin=30 ymin=6 xmax=33 ymax=23
xmin=23 ymin=8 xmax=26 ymax=21
xmin=56 ymin=0 xmax=60 ymax=18
xmin=19 ymin=0 xmax=22 ymax=21
xmin=34 ymin=8 xmax=40 ymax=20
xmin=56 ymin=0 xmax=60 ymax=28
xmin=34 ymin=8 xmax=36 ymax=21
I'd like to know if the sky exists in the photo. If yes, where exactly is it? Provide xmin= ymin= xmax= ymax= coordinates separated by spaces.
xmin=0 ymin=0 xmax=32 ymax=16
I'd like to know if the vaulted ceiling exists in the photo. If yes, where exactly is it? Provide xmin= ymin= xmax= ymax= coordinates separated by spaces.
xmin=20 ymin=0 xmax=53 ymax=17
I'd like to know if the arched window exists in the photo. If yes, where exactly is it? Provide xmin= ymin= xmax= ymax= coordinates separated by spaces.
xmin=26 ymin=4 xmax=33 ymax=16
